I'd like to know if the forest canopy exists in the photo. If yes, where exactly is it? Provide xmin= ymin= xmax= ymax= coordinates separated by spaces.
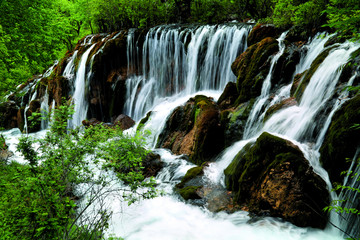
xmin=0 ymin=0 xmax=359 ymax=98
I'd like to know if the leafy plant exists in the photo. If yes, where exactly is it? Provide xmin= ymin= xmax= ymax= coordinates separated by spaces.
xmin=0 ymin=102 xmax=157 ymax=239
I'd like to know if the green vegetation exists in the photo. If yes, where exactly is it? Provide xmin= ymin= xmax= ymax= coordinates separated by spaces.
xmin=0 ymin=103 xmax=157 ymax=239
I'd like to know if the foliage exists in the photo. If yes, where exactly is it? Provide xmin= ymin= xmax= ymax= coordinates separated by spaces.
xmin=324 ymin=0 xmax=360 ymax=41
xmin=0 ymin=103 xmax=157 ymax=239
xmin=271 ymin=0 xmax=327 ymax=30
xmin=324 ymin=157 xmax=360 ymax=240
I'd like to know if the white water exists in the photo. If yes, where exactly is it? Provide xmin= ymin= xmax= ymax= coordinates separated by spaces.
xmin=70 ymin=44 xmax=96 ymax=128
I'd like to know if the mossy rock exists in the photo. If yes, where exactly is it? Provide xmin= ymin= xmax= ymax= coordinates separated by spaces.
xmin=320 ymin=94 xmax=360 ymax=184
xmin=157 ymin=95 xmax=224 ymax=165
xmin=137 ymin=111 xmax=152 ymax=131
xmin=217 ymin=82 xmax=239 ymax=110
xmin=232 ymin=37 xmax=279 ymax=103
xmin=247 ymin=24 xmax=281 ymax=46
xmin=224 ymin=132 xmax=329 ymax=229
xmin=272 ymin=45 xmax=301 ymax=87
xmin=176 ymin=164 xmax=205 ymax=189
xmin=47 ymin=76 xmax=70 ymax=106
xmin=292 ymin=47 xmax=335 ymax=101
xmin=177 ymin=186 xmax=202 ymax=200
xmin=221 ymin=99 xmax=255 ymax=147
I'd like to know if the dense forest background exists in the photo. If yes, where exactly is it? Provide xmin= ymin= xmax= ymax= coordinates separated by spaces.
xmin=0 ymin=0 xmax=359 ymax=98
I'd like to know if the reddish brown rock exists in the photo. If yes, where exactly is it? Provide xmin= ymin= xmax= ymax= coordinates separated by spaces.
xmin=157 ymin=95 xmax=224 ymax=165
xmin=113 ymin=114 xmax=135 ymax=130
xmin=264 ymin=97 xmax=297 ymax=122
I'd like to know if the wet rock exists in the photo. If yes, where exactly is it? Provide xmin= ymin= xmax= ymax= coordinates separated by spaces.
xmin=82 ymin=118 xmax=102 ymax=127
xmin=221 ymin=99 xmax=255 ymax=147
xmin=142 ymin=152 xmax=164 ymax=178
xmin=224 ymin=132 xmax=329 ymax=229
xmin=113 ymin=114 xmax=135 ymax=130
xmin=88 ymin=31 xmax=128 ymax=122
xmin=320 ymin=95 xmax=360 ymax=184
xmin=264 ymin=97 xmax=297 ymax=122
xmin=247 ymin=24 xmax=280 ymax=46
xmin=232 ymin=37 xmax=279 ymax=103
xmin=157 ymin=95 xmax=224 ymax=165
xmin=137 ymin=111 xmax=152 ymax=131
xmin=0 ymin=101 xmax=19 ymax=130
xmin=272 ymin=45 xmax=301 ymax=87
xmin=217 ymin=82 xmax=239 ymax=110
xmin=176 ymin=163 xmax=235 ymax=211
xmin=47 ymin=76 xmax=70 ymax=106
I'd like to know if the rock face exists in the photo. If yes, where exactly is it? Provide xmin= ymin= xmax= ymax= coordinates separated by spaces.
xmin=224 ymin=132 xmax=329 ymax=229
xmin=320 ymin=95 xmax=360 ymax=184
xmin=0 ymin=101 xmax=18 ymax=130
xmin=247 ymin=24 xmax=280 ymax=46
xmin=157 ymin=95 xmax=224 ymax=165
xmin=232 ymin=37 xmax=279 ymax=103
xmin=113 ymin=114 xmax=135 ymax=130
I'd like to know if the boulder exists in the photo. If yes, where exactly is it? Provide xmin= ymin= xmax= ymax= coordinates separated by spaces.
xmin=232 ymin=37 xmax=279 ymax=103
xmin=221 ymin=99 xmax=255 ymax=147
xmin=224 ymin=132 xmax=329 ymax=229
xmin=113 ymin=114 xmax=135 ymax=130
xmin=175 ymin=163 xmax=233 ymax=211
xmin=157 ymin=95 xmax=224 ymax=165
xmin=142 ymin=152 xmax=164 ymax=178
xmin=247 ymin=24 xmax=281 ymax=46
xmin=217 ymin=82 xmax=239 ymax=110
xmin=320 ymin=95 xmax=360 ymax=184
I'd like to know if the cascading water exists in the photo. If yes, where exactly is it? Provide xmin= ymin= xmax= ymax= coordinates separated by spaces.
xmin=124 ymin=24 xmax=251 ymax=121
xmin=2 ymin=23 xmax=360 ymax=240
xmin=70 ymin=44 xmax=96 ymax=128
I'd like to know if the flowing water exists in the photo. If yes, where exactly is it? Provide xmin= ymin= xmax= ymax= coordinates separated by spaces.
xmin=2 ymin=24 xmax=359 ymax=239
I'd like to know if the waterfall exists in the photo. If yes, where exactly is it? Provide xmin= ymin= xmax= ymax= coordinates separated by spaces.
xmin=263 ymin=41 xmax=358 ymax=142
xmin=337 ymin=149 xmax=360 ymax=238
xmin=70 ymin=44 xmax=96 ymax=128
xmin=40 ymin=87 xmax=49 ymax=130
xmin=124 ymin=24 xmax=251 ymax=121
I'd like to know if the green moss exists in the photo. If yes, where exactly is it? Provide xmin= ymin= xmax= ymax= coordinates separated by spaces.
xmin=232 ymin=37 xmax=279 ymax=103
xmin=177 ymin=186 xmax=202 ymax=200
xmin=320 ymin=94 xmax=360 ymax=184
xmin=176 ymin=165 xmax=204 ymax=189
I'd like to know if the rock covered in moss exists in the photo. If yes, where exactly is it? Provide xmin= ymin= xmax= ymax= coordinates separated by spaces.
xmin=221 ymin=99 xmax=255 ymax=147
xmin=320 ymin=95 xmax=360 ymax=184
xmin=224 ymin=132 xmax=329 ymax=229
xmin=217 ymin=82 xmax=239 ymax=110
xmin=157 ymin=95 xmax=224 ymax=165
xmin=232 ymin=37 xmax=279 ymax=103
xmin=247 ymin=24 xmax=281 ymax=46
